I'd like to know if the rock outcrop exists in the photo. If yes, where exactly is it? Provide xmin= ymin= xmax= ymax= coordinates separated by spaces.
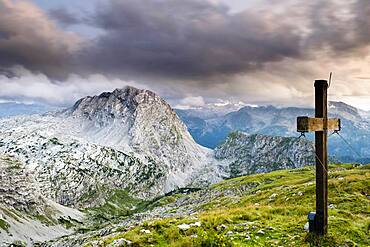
xmin=215 ymin=132 xmax=315 ymax=177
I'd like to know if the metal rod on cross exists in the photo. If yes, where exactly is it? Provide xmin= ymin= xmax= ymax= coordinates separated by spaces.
xmin=297 ymin=79 xmax=341 ymax=235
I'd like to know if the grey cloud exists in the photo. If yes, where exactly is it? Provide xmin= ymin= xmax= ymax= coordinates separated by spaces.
xmin=352 ymin=0 xmax=370 ymax=47
xmin=0 ymin=0 xmax=81 ymax=78
xmin=77 ymin=0 xmax=370 ymax=81
xmin=78 ymin=0 xmax=303 ymax=79
xmin=304 ymin=0 xmax=370 ymax=55
xmin=0 ymin=31 xmax=9 ymax=40
xmin=49 ymin=8 xmax=81 ymax=26
xmin=1 ymin=0 xmax=370 ymax=89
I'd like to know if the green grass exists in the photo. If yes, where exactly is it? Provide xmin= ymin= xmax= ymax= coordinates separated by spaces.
xmin=48 ymin=137 xmax=62 ymax=145
xmin=90 ymin=164 xmax=370 ymax=246
xmin=86 ymin=189 xmax=147 ymax=223
xmin=0 ymin=218 xmax=10 ymax=232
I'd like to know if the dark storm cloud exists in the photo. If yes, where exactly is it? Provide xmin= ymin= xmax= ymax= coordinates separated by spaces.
xmin=1 ymin=0 xmax=370 ymax=82
xmin=352 ymin=0 xmax=370 ymax=47
xmin=0 ymin=31 xmax=10 ymax=40
xmin=2 ymin=0 xmax=370 ymax=108
xmin=79 ymin=0 xmax=303 ymax=79
xmin=0 ymin=0 xmax=81 ymax=78
xmin=49 ymin=8 xmax=81 ymax=26
xmin=76 ymin=0 xmax=370 ymax=80
xmin=304 ymin=0 xmax=370 ymax=55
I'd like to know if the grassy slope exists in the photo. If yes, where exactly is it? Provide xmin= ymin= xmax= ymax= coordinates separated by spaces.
xmin=84 ymin=164 xmax=369 ymax=246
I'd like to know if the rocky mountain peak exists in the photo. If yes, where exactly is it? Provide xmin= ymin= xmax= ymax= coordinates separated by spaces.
xmin=67 ymin=86 xmax=173 ymax=130
xmin=69 ymin=86 xmax=166 ymax=120
xmin=46 ymin=86 xmax=217 ymax=197
xmin=0 ymin=85 xmax=220 ymax=216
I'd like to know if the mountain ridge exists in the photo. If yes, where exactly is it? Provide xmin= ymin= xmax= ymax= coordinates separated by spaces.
xmin=176 ymin=101 xmax=370 ymax=162
xmin=215 ymin=131 xmax=315 ymax=177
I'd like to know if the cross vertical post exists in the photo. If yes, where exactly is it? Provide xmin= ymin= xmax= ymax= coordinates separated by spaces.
xmin=314 ymin=80 xmax=328 ymax=235
xmin=297 ymin=79 xmax=340 ymax=236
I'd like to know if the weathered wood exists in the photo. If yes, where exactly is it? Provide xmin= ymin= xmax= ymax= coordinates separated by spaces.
xmin=297 ymin=117 xmax=341 ymax=132
xmin=314 ymin=80 xmax=328 ymax=235
xmin=296 ymin=79 xmax=339 ymax=236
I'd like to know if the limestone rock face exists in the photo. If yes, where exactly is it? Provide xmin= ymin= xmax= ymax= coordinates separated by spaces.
xmin=0 ymin=156 xmax=39 ymax=212
xmin=0 ymin=86 xmax=220 ymax=208
xmin=67 ymin=86 xmax=221 ymax=197
xmin=0 ymin=155 xmax=84 ymax=245
xmin=215 ymin=132 xmax=315 ymax=177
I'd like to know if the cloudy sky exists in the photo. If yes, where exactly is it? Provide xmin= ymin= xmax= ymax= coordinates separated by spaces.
xmin=1 ymin=0 xmax=370 ymax=109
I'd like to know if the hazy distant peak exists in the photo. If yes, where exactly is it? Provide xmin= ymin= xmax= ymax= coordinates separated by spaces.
xmin=329 ymin=101 xmax=358 ymax=111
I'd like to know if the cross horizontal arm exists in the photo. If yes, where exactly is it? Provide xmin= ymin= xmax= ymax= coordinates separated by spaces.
xmin=297 ymin=116 xmax=341 ymax=132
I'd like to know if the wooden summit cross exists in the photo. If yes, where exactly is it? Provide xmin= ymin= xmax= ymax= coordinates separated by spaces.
xmin=297 ymin=80 xmax=341 ymax=235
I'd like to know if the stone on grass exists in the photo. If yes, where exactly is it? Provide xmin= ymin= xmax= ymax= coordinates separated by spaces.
xmin=217 ymin=224 xmax=228 ymax=231
xmin=109 ymin=238 xmax=132 ymax=246
xmin=268 ymin=193 xmax=278 ymax=201
xmin=178 ymin=223 xmax=191 ymax=230
xmin=304 ymin=222 xmax=309 ymax=231
xmin=190 ymin=221 xmax=201 ymax=227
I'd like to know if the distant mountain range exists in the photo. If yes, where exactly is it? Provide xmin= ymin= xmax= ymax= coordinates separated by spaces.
xmin=176 ymin=101 xmax=370 ymax=163
xmin=0 ymin=102 xmax=55 ymax=118
xmin=4 ymin=98 xmax=367 ymax=164
xmin=175 ymin=100 xmax=249 ymax=119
